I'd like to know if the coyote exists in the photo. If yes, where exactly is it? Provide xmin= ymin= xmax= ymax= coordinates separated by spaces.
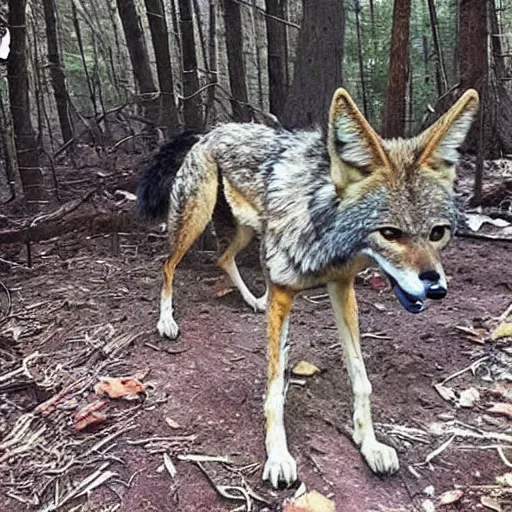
xmin=137 ymin=89 xmax=478 ymax=487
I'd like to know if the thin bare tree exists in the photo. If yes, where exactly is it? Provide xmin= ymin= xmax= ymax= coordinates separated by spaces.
xmin=265 ymin=0 xmax=288 ymax=118
xmin=116 ymin=0 xmax=159 ymax=123
xmin=178 ymin=0 xmax=203 ymax=130
xmin=42 ymin=0 xmax=73 ymax=144
xmin=144 ymin=0 xmax=180 ymax=135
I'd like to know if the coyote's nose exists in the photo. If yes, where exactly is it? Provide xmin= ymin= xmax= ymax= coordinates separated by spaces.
xmin=419 ymin=270 xmax=447 ymax=300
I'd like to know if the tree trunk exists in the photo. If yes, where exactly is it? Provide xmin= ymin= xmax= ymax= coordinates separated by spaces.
xmin=178 ymin=0 xmax=203 ymax=131
xmin=42 ymin=0 xmax=73 ymax=144
xmin=281 ymin=0 xmax=344 ymax=129
xmin=458 ymin=0 xmax=491 ymax=155
xmin=222 ymin=0 xmax=251 ymax=121
xmin=143 ymin=0 xmax=180 ymax=135
xmin=115 ymin=0 xmax=159 ymax=123
xmin=382 ymin=0 xmax=411 ymax=138
xmin=265 ymin=0 xmax=288 ymax=118
xmin=7 ymin=0 xmax=45 ymax=208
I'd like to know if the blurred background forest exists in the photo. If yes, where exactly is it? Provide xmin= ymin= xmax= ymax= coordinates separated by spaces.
xmin=1 ymin=0 xmax=512 ymax=215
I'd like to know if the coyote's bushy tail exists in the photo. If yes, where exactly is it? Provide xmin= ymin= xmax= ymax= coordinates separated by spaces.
xmin=137 ymin=131 xmax=200 ymax=222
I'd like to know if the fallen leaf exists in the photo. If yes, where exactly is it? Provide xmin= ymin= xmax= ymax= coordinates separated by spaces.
xmin=292 ymin=491 xmax=335 ymax=512
xmin=496 ymin=473 xmax=512 ymax=487
xmin=487 ymin=403 xmax=512 ymax=419
xmin=434 ymin=383 xmax=457 ymax=402
xmin=114 ymin=189 xmax=137 ymax=201
xmin=481 ymin=496 xmax=502 ymax=511
xmin=94 ymin=377 xmax=145 ymax=399
xmin=423 ymin=485 xmax=435 ymax=497
xmin=421 ymin=499 xmax=435 ymax=512
xmin=165 ymin=417 xmax=181 ymax=429
xmin=492 ymin=322 xmax=512 ymax=340
xmin=459 ymin=387 xmax=480 ymax=408
xmin=438 ymin=489 xmax=463 ymax=505
xmin=73 ymin=400 xmax=108 ymax=431
xmin=292 ymin=361 xmax=320 ymax=377
xmin=212 ymin=279 xmax=234 ymax=298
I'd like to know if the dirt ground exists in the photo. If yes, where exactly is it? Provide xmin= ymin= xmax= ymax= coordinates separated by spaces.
xmin=0 ymin=152 xmax=511 ymax=512
xmin=1 ymin=220 xmax=511 ymax=511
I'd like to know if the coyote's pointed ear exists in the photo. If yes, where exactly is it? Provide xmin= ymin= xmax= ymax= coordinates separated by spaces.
xmin=328 ymin=88 xmax=390 ymax=194
xmin=416 ymin=89 xmax=479 ymax=174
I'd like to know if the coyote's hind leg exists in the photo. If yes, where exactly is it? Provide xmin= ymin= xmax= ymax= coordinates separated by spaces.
xmin=158 ymin=160 xmax=218 ymax=339
xmin=217 ymin=224 xmax=267 ymax=312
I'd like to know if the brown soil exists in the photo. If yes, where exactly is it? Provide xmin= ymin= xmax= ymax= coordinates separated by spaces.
xmin=1 ymin=227 xmax=511 ymax=511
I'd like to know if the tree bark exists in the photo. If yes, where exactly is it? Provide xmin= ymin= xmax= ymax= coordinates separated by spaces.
xmin=178 ymin=0 xmax=203 ymax=131
xmin=115 ymin=0 xmax=159 ymax=123
xmin=265 ymin=0 xmax=288 ymax=118
xmin=281 ymin=0 xmax=344 ymax=128
xmin=222 ymin=0 xmax=251 ymax=121
xmin=382 ymin=0 xmax=411 ymax=138
xmin=42 ymin=0 xmax=73 ymax=144
xmin=7 ymin=0 xmax=45 ymax=207
xmin=143 ymin=0 xmax=180 ymax=135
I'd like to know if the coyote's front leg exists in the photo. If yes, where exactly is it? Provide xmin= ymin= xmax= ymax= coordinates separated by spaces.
xmin=262 ymin=284 xmax=297 ymax=488
xmin=328 ymin=280 xmax=399 ymax=474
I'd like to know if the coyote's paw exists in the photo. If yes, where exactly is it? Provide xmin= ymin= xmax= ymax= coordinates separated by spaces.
xmin=361 ymin=438 xmax=399 ymax=474
xmin=252 ymin=295 xmax=267 ymax=313
xmin=262 ymin=450 xmax=297 ymax=488
xmin=157 ymin=317 xmax=180 ymax=339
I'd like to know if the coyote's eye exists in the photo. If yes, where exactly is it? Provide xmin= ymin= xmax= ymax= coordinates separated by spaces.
xmin=430 ymin=225 xmax=448 ymax=242
xmin=379 ymin=227 xmax=403 ymax=241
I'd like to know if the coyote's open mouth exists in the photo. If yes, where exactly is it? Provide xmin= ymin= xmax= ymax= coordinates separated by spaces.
xmin=385 ymin=274 xmax=426 ymax=314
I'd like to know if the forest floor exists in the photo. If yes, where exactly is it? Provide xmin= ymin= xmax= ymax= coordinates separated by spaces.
xmin=1 ymin=152 xmax=512 ymax=512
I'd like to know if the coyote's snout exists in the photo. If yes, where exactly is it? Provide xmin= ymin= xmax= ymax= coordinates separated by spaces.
xmin=138 ymin=88 xmax=479 ymax=488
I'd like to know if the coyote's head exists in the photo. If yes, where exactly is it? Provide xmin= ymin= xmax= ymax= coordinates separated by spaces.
xmin=327 ymin=88 xmax=479 ymax=313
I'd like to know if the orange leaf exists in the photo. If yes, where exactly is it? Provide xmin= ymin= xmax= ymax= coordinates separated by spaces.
xmin=73 ymin=400 xmax=108 ymax=431
xmin=94 ymin=377 xmax=145 ymax=399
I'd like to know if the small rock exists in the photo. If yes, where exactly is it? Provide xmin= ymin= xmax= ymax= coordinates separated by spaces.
xmin=292 ymin=361 xmax=321 ymax=377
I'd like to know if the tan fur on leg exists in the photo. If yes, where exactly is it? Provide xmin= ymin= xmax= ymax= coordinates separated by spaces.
xmin=328 ymin=280 xmax=399 ymax=474
xmin=263 ymin=284 xmax=297 ymax=487
xmin=157 ymin=160 xmax=218 ymax=339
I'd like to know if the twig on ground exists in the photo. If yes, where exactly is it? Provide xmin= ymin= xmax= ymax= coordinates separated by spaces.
xmin=425 ymin=435 xmax=456 ymax=464
xmin=440 ymin=356 xmax=490 ymax=384
xmin=0 ymin=352 xmax=41 ymax=384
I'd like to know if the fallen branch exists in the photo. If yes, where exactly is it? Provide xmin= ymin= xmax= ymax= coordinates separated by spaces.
xmin=29 ymin=189 xmax=96 ymax=227
xmin=0 ymin=209 xmax=135 ymax=245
